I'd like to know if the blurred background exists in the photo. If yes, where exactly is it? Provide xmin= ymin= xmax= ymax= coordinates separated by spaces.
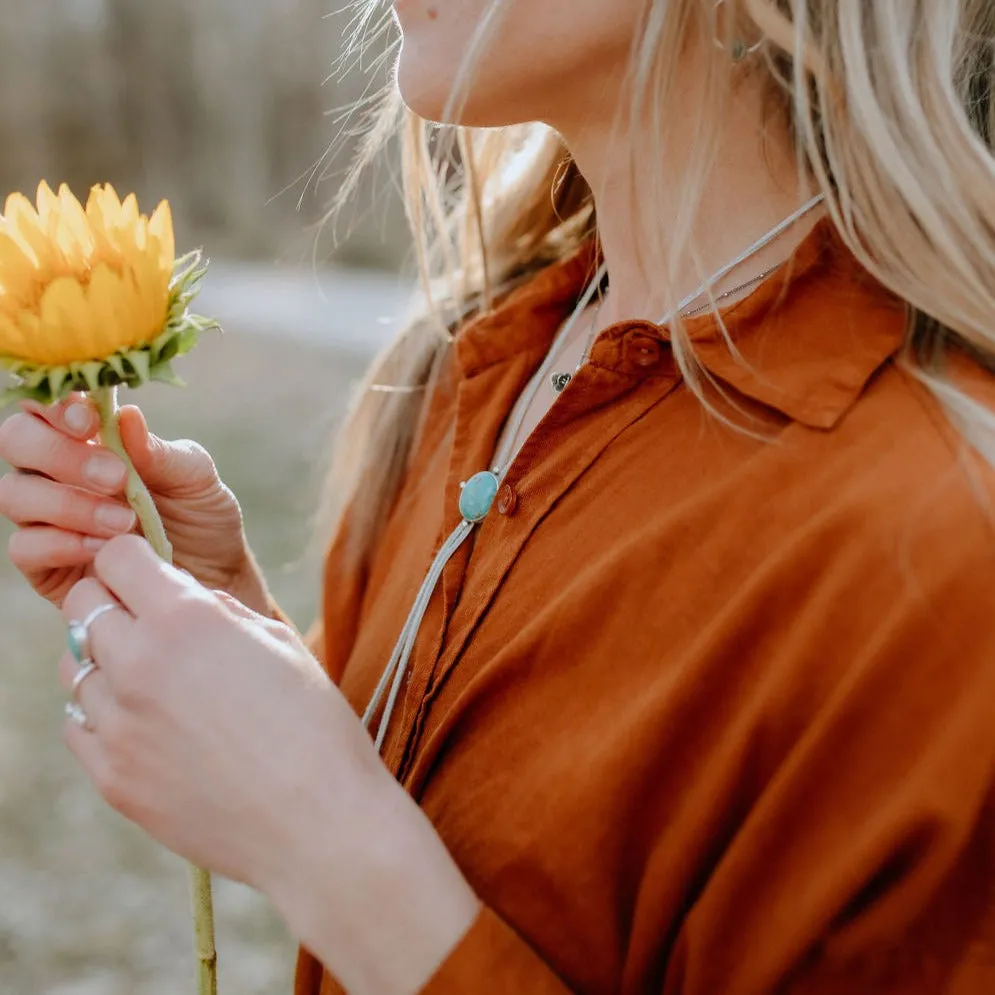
xmin=0 ymin=1 xmax=413 ymax=991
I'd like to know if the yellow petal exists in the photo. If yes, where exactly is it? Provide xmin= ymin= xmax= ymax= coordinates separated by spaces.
xmin=143 ymin=238 xmax=172 ymax=307
xmin=0 ymin=226 xmax=42 ymax=303
xmin=39 ymin=277 xmax=98 ymax=364
xmin=35 ymin=181 xmax=62 ymax=240
xmin=0 ymin=312 xmax=26 ymax=358
xmin=120 ymin=193 xmax=140 ymax=231
xmin=14 ymin=309 xmax=56 ymax=366
xmin=92 ymin=189 xmax=143 ymax=263
xmin=130 ymin=260 xmax=163 ymax=335
xmin=85 ymin=188 xmax=120 ymax=267
xmin=3 ymin=193 xmax=51 ymax=270
xmin=86 ymin=184 xmax=123 ymax=228
xmin=88 ymin=265 xmax=147 ymax=355
xmin=4 ymin=191 xmax=41 ymax=224
xmin=86 ymin=264 xmax=127 ymax=352
xmin=55 ymin=184 xmax=95 ymax=272
xmin=148 ymin=200 xmax=175 ymax=272
xmin=121 ymin=268 xmax=161 ymax=350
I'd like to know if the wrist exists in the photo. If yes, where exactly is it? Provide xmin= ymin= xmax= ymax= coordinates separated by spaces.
xmin=268 ymin=766 xmax=480 ymax=995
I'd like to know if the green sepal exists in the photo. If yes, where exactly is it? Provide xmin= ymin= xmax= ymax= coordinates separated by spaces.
xmin=22 ymin=366 xmax=49 ymax=390
xmin=107 ymin=353 xmax=127 ymax=380
xmin=150 ymin=359 xmax=184 ymax=386
xmin=47 ymin=366 xmax=70 ymax=399
xmin=0 ymin=382 xmax=49 ymax=405
xmin=78 ymin=361 xmax=105 ymax=392
xmin=0 ymin=252 xmax=220 ymax=407
xmin=125 ymin=350 xmax=151 ymax=384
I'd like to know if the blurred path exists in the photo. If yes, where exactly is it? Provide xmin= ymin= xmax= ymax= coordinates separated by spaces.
xmin=198 ymin=261 xmax=413 ymax=356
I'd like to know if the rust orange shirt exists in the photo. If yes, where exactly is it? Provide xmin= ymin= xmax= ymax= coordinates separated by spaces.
xmin=295 ymin=222 xmax=995 ymax=994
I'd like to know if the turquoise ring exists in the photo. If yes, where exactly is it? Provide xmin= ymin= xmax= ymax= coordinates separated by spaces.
xmin=67 ymin=603 xmax=118 ymax=665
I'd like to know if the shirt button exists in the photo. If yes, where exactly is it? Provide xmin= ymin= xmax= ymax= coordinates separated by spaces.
xmin=627 ymin=337 xmax=662 ymax=368
xmin=497 ymin=483 xmax=518 ymax=516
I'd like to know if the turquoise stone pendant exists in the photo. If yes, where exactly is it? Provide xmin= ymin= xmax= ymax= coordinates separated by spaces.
xmin=459 ymin=471 xmax=500 ymax=523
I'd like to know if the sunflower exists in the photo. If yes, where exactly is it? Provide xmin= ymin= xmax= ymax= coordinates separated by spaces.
xmin=0 ymin=181 xmax=217 ymax=405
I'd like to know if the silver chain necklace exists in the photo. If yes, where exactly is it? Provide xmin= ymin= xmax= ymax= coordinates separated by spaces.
xmin=362 ymin=193 xmax=826 ymax=752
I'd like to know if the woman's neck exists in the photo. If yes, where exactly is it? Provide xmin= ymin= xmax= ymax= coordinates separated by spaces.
xmin=553 ymin=68 xmax=819 ymax=326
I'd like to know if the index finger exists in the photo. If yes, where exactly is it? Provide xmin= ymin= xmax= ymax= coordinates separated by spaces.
xmin=91 ymin=534 xmax=200 ymax=617
xmin=61 ymin=577 xmax=134 ymax=676
xmin=21 ymin=394 xmax=100 ymax=441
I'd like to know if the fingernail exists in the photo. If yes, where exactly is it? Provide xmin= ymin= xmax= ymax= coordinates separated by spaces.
xmin=95 ymin=504 xmax=137 ymax=532
xmin=83 ymin=537 xmax=107 ymax=553
xmin=64 ymin=403 xmax=93 ymax=434
xmin=84 ymin=455 xmax=126 ymax=490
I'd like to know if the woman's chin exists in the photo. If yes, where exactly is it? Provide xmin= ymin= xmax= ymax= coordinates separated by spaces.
xmin=396 ymin=70 xmax=522 ymax=128
xmin=394 ymin=56 xmax=448 ymax=122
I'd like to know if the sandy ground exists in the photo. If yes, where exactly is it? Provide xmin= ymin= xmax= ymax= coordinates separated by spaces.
xmin=0 ymin=265 xmax=404 ymax=993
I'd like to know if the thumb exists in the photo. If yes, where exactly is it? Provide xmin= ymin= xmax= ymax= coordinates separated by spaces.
xmin=117 ymin=405 xmax=218 ymax=496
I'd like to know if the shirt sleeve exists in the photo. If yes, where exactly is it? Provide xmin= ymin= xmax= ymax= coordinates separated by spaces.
xmin=420 ymin=906 xmax=573 ymax=994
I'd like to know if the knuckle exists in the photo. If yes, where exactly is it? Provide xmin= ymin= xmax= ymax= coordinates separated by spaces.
xmin=181 ymin=438 xmax=213 ymax=465
xmin=176 ymin=438 xmax=219 ymax=482
xmin=265 ymin=618 xmax=297 ymax=643
xmin=94 ymin=532 xmax=142 ymax=570
xmin=62 ymin=576 xmax=105 ymax=621
xmin=53 ymin=485 xmax=82 ymax=524
xmin=155 ymin=589 xmax=208 ymax=629
xmin=32 ymin=420 xmax=70 ymax=468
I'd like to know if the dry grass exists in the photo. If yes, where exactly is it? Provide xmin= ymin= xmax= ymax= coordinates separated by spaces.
xmin=0 ymin=315 xmax=374 ymax=993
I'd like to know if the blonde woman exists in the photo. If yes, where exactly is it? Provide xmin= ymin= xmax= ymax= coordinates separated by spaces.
xmin=2 ymin=0 xmax=995 ymax=991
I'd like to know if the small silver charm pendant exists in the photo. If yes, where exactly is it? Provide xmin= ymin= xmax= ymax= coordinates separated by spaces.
xmin=551 ymin=372 xmax=573 ymax=393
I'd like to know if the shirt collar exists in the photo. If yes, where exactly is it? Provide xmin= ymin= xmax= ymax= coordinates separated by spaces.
xmin=455 ymin=219 xmax=908 ymax=430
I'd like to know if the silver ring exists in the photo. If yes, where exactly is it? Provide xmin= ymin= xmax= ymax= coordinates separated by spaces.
xmin=67 ymin=603 xmax=118 ymax=664
xmin=65 ymin=701 xmax=92 ymax=731
xmin=71 ymin=661 xmax=99 ymax=703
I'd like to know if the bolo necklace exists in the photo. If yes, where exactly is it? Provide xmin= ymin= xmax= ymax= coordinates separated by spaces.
xmin=362 ymin=193 xmax=826 ymax=751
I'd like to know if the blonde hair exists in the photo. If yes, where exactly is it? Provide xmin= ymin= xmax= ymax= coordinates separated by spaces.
xmin=323 ymin=0 xmax=995 ymax=567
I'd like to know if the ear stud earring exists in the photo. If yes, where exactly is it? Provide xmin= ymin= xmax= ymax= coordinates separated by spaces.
xmin=712 ymin=0 xmax=763 ymax=62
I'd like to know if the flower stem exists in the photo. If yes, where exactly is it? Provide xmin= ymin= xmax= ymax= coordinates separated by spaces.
xmin=92 ymin=385 xmax=218 ymax=995
xmin=91 ymin=386 xmax=172 ymax=562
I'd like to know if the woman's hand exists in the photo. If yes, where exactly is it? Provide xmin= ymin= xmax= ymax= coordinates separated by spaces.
xmin=59 ymin=535 xmax=479 ymax=995
xmin=0 ymin=395 xmax=268 ymax=612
